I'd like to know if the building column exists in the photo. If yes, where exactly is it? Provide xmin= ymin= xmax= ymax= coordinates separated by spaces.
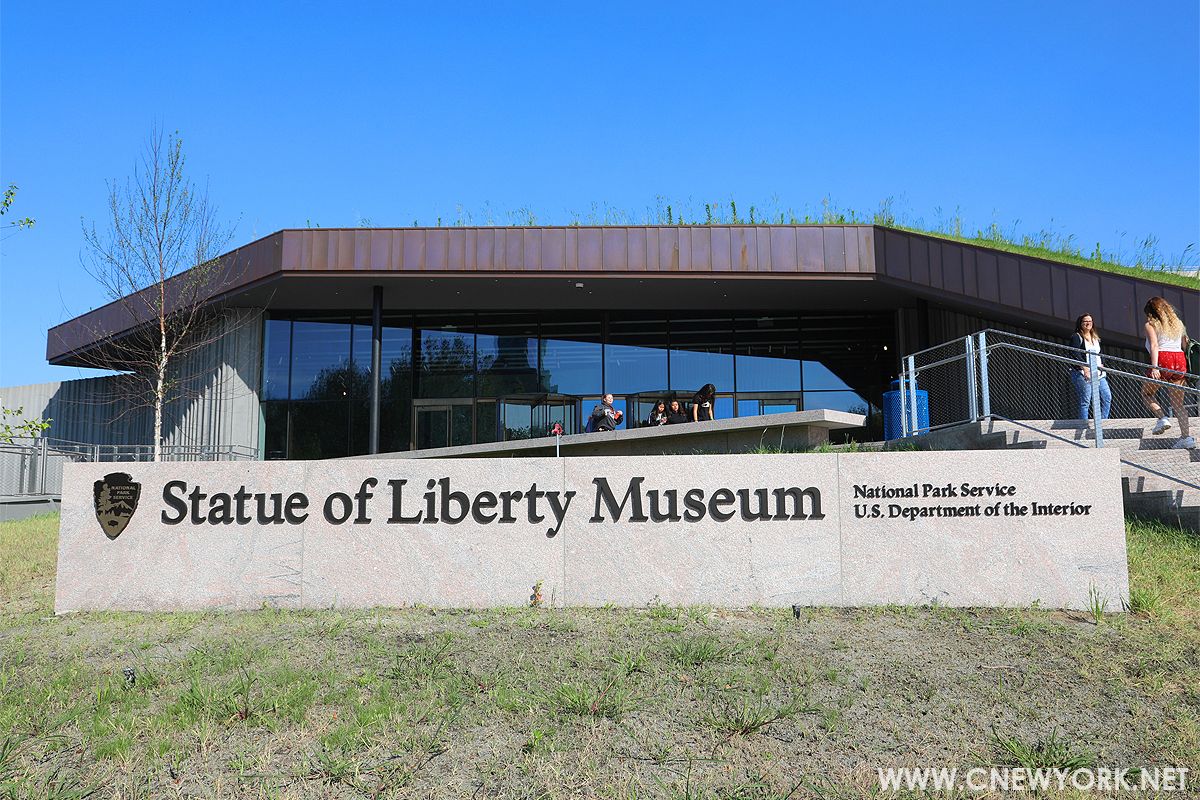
xmin=369 ymin=285 xmax=383 ymax=454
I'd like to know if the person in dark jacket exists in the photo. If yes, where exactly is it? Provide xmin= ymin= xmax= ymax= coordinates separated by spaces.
xmin=648 ymin=399 xmax=669 ymax=426
xmin=691 ymin=384 xmax=717 ymax=422
xmin=666 ymin=399 xmax=689 ymax=424
xmin=1068 ymin=313 xmax=1111 ymax=420
xmin=590 ymin=393 xmax=623 ymax=432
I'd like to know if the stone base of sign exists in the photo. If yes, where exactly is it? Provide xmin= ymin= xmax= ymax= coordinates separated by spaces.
xmin=56 ymin=449 xmax=1128 ymax=613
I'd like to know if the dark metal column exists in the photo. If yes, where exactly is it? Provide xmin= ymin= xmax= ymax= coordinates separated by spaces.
xmin=369 ymin=285 xmax=383 ymax=454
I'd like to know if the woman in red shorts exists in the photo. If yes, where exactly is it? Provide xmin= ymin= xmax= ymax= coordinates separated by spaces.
xmin=1141 ymin=296 xmax=1194 ymax=449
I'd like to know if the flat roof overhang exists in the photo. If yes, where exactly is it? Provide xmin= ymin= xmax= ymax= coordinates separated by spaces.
xmin=47 ymin=225 xmax=1197 ymax=367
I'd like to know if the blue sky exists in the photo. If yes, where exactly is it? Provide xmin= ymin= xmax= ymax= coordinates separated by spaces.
xmin=2 ymin=1 xmax=1197 ymax=387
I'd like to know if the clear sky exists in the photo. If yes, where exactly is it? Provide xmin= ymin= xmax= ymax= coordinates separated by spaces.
xmin=2 ymin=1 xmax=1197 ymax=387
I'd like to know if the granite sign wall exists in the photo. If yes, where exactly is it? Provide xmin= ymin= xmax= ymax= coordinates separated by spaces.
xmin=56 ymin=450 xmax=1128 ymax=612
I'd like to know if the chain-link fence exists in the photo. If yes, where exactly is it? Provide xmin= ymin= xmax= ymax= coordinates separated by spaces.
xmin=899 ymin=329 xmax=1200 ymax=489
xmin=0 ymin=437 xmax=257 ymax=497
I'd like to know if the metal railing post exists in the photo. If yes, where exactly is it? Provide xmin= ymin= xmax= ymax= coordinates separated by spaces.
xmin=37 ymin=436 xmax=48 ymax=495
xmin=965 ymin=335 xmax=979 ymax=422
xmin=899 ymin=366 xmax=910 ymax=438
xmin=1088 ymin=351 xmax=1105 ymax=448
xmin=906 ymin=355 xmax=919 ymax=434
xmin=978 ymin=331 xmax=991 ymax=419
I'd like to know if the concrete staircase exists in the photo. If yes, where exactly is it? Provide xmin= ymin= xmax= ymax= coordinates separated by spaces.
xmin=923 ymin=418 xmax=1200 ymax=532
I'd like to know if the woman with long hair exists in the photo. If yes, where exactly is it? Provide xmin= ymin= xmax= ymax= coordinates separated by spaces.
xmin=648 ymin=399 xmax=669 ymax=426
xmin=666 ymin=398 xmax=688 ymax=424
xmin=692 ymin=383 xmax=717 ymax=422
xmin=1142 ymin=296 xmax=1194 ymax=449
xmin=1068 ymin=313 xmax=1111 ymax=420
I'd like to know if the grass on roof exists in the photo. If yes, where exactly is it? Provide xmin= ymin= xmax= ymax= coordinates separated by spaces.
xmin=340 ymin=197 xmax=1198 ymax=290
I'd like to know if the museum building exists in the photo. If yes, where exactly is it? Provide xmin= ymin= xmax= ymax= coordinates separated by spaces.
xmin=19 ymin=224 xmax=1197 ymax=460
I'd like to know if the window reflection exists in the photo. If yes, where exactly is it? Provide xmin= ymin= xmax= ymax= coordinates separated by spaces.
xmin=290 ymin=320 xmax=353 ymax=401
xmin=540 ymin=316 xmax=602 ymax=395
xmin=415 ymin=317 xmax=474 ymax=398
xmin=477 ymin=313 xmax=539 ymax=397
xmin=735 ymin=317 xmax=800 ymax=391
xmin=670 ymin=316 xmax=733 ymax=394
xmin=261 ymin=319 xmax=292 ymax=400
xmin=606 ymin=315 xmax=667 ymax=395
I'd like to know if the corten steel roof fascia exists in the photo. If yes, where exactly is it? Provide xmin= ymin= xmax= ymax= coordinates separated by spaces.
xmin=46 ymin=232 xmax=285 ymax=364
xmin=46 ymin=224 xmax=1197 ymax=364
xmin=872 ymin=227 xmax=1198 ymax=345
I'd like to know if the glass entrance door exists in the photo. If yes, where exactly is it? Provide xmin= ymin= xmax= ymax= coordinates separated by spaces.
xmin=413 ymin=400 xmax=472 ymax=450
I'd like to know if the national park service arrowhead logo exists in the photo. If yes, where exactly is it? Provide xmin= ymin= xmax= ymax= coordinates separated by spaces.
xmin=94 ymin=472 xmax=140 ymax=540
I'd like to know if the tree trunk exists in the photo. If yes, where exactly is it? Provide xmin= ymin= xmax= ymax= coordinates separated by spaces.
xmin=154 ymin=330 xmax=167 ymax=462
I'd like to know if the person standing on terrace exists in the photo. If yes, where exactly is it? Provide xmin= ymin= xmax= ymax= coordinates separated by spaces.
xmin=1142 ymin=296 xmax=1194 ymax=449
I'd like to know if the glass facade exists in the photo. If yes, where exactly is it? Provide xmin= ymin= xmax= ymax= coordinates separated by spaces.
xmin=260 ymin=311 xmax=894 ymax=459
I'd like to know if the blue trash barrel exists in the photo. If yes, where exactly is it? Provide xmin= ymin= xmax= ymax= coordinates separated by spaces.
xmin=883 ymin=378 xmax=930 ymax=439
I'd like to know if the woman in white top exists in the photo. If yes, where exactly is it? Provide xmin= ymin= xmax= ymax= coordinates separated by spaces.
xmin=1068 ymin=313 xmax=1111 ymax=420
xmin=1141 ymin=296 xmax=1194 ymax=449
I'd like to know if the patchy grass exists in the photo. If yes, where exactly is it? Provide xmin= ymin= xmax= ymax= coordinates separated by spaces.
xmin=0 ymin=514 xmax=1196 ymax=798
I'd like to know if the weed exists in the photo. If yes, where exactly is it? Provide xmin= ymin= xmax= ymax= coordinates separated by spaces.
xmin=553 ymin=679 xmax=631 ymax=719
xmin=1088 ymin=584 xmax=1110 ymax=624
xmin=992 ymin=728 xmax=1096 ymax=771
xmin=667 ymin=636 xmax=729 ymax=667
xmin=1125 ymin=585 xmax=1162 ymax=617
xmin=612 ymin=648 xmax=648 ymax=676
xmin=705 ymin=696 xmax=804 ymax=737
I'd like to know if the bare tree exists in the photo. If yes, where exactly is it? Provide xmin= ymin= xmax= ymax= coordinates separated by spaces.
xmin=81 ymin=127 xmax=235 ymax=460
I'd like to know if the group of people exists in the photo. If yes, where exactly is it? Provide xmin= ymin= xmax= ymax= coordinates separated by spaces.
xmin=588 ymin=383 xmax=718 ymax=432
xmin=1070 ymin=295 xmax=1194 ymax=450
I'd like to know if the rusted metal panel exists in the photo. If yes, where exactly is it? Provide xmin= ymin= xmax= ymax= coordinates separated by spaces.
xmin=447 ymin=229 xmax=466 ymax=270
xmin=1100 ymin=273 xmax=1136 ymax=335
xmin=474 ymin=228 xmax=494 ymax=270
xmin=565 ymin=227 xmax=579 ymax=271
xmin=843 ymin=227 xmax=860 ymax=273
xmin=976 ymin=251 xmax=1000 ymax=302
xmin=859 ymin=227 xmax=876 ymax=273
xmin=602 ymin=228 xmax=626 ymax=270
xmin=998 ymin=256 xmax=1021 ymax=307
xmin=731 ymin=227 xmax=754 ymax=271
xmin=1050 ymin=265 xmax=1069 ymax=319
xmin=928 ymin=240 xmax=943 ymax=288
xmin=796 ymin=227 xmax=823 ymax=271
xmin=627 ymin=227 xmax=646 ymax=271
xmin=462 ymin=229 xmax=477 ymax=270
xmin=883 ymin=229 xmax=909 ymax=281
xmin=710 ymin=227 xmax=731 ymax=271
xmin=403 ymin=230 xmax=425 ymax=272
xmin=677 ymin=226 xmax=692 ymax=271
xmin=504 ymin=229 xmax=523 ymax=271
xmin=578 ymin=229 xmax=601 ymax=271
xmin=541 ymin=228 xmax=564 ymax=270
xmin=282 ymin=231 xmax=302 ymax=269
xmin=822 ymin=228 xmax=846 ymax=273
xmin=689 ymin=228 xmax=710 ymax=271
xmin=426 ymin=230 xmax=448 ymax=271
xmin=962 ymin=248 xmax=978 ymax=296
xmin=1067 ymin=270 xmax=1102 ymax=323
xmin=645 ymin=227 xmax=661 ymax=271
xmin=942 ymin=243 xmax=963 ymax=294
xmin=369 ymin=231 xmax=390 ymax=269
xmin=659 ymin=227 xmax=680 ymax=271
xmin=908 ymin=237 xmax=929 ymax=285
xmin=353 ymin=231 xmax=370 ymax=270
xmin=335 ymin=230 xmax=352 ymax=270
xmin=1019 ymin=259 xmax=1052 ymax=316
xmin=769 ymin=227 xmax=796 ymax=272
xmin=522 ymin=228 xmax=541 ymax=271
xmin=310 ymin=230 xmax=328 ymax=270
xmin=755 ymin=226 xmax=773 ymax=272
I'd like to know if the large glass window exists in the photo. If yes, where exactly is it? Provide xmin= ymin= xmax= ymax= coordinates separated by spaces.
xmin=606 ymin=315 xmax=668 ymax=395
xmin=415 ymin=317 xmax=474 ymax=398
xmin=261 ymin=319 xmax=292 ymax=400
xmin=289 ymin=401 xmax=350 ymax=459
xmin=290 ymin=319 xmax=354 ymax=401
xmin=476 ymin=313 xmax=539 ymax=397
xmin=670 ymin=316 xmax=734 ymax=395
xmin=540 ymin=316 xmax=602 ymax=395
xmin=735 ymin=316 xmax=801 ymax=391
xmin=351 ymin=319 xmax=414 ymax=453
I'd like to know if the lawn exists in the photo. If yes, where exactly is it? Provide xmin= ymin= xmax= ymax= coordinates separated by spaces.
xmin=1 ymin=513 xmax=1197 ymax=798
